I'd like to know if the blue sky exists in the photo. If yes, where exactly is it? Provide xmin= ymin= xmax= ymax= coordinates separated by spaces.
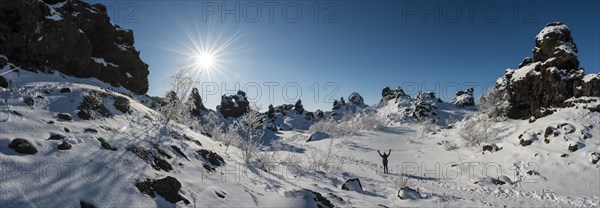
xmin=92 ymin=0 xmax=600 ymax=111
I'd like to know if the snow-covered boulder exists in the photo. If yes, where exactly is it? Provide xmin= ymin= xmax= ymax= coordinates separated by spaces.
xmin=452 ymin=87 xmax=475 ymax=107
xmin=348 ymin=92 xmax=365 ymax=105
xmin=306 ymin=131 xmax=330 ymax=142
xmin=341 ymin=178 xmax=363 ymax=192
xmin=397 ymin=187 xmax=420 ymax=200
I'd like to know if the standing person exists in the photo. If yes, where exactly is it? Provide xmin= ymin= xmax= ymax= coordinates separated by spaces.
xmin=378 ymin=149 xmax=391 ymax=174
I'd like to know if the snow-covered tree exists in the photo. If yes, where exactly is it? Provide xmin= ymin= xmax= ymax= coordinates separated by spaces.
xmin=160 ymin=65 xmax=199 ymax=126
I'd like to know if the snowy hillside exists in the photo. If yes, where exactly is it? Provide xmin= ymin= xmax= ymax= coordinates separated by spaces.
xmin=2 ymin=61 xmax=599 ymax=207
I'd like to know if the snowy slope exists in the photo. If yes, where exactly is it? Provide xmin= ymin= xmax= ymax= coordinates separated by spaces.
xmin=1 ymin=62 xmax=599 ymax=207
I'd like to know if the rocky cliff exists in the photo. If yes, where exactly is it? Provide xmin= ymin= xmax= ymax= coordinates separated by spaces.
xmin=495 ymin=22 xmax=599 ymax=119
xmin=0 ymin=0 xmax=149 ymax=94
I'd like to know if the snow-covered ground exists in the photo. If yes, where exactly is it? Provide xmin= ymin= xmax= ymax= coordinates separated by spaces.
xmin=1 ymin=67 xmax=599 ymax=207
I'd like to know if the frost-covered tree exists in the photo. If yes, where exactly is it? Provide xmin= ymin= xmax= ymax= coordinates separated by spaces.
xmin=480 ymin=88 xmax=509 ymax=119
xmin=228 ymin=106 xmax=265 ymax=164
xmin=160 ymin=65 xmax=199 ymax=126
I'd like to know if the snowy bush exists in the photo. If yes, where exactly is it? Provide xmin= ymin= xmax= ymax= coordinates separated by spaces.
xmin=305 ymin=139 xmax=344 ymax=172
xmin=228 ymin=108 xmax=265 ymax=164
xmin=442 ymin=141 xmax=459 ymax=151
xmin=458 ymin=114 xmax=497 ymax=147
xmin=479 ymin=89 xmax=509 ymax=120
xmin=308 ymin=112 xmax=386 ymax=137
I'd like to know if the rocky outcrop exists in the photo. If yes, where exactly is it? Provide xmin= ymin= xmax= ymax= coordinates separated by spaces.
xmin=77 ymin=90 xmax=111 ymax=120
xmin=217 ymin=90 xmax=249 ymax=118
xmin=0 ymin=0 xmax=149 ymax=94
xmin=294 ymin=100 xmax=304 ymax=114
xmin=348 ymin=92 xmax=364 ymax=105
xmin=492 ymin=22 xmax=599 ymax=119
xmin=380 ymin=86 xmax=409 ymax=106
xmin=187 ymin=87 xmax=207 ymax=116
xmin=452 ymin=88 xmax=475 ymax=107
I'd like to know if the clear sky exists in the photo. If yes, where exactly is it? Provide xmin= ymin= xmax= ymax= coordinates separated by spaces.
xmin=91 ymin=0 xmax=600 ymax=111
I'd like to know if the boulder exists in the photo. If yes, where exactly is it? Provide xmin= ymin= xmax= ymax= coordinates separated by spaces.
xmin=0 ymin=76 xmax=8 ymax=88
xmin=151 ymin=176 xmax=189 ymax=204
xmin=113 ymin=96 xmax=131 ymax=113
xmin=397 ymin=187 xmax=420 ymax=200
xmin=341 ymin=178 xmax=363 ymax=192
xmin=568 ymin=143 xmax=578 ymax=152
xmin=196 ymin=149 xmax=224 ymax=166
xmin=152 ymin=158 xmax=173 ymax=172
xmin=60 ymin=87 xmax=71 ymax=93
xmin=520 ymin=138 xmax=533 ymax=147
xmin=80 ymin=201 xmax=95 ymax=208
xmin=23 ymin=97 xmax=34 ymax=106
xmin=306 ymin=132 xmax=330 ymax=142
xmin=9 ymin=138 xmax=37 ymax=154
xmin=135 ymin=177 xmax=189 ymax=204
xmin=592 ymin=153 xmax=599 ymax=164
xmin=57 ymin=113 xmax=72 ymax=121
xmin=557 ymin=123 xmax=575 ymax=134
xmin=57 ymin=141 xmax=72 ymax=150
xmin=47 ymin=133 xmax=65 ymax=140
xmin=98 ymin=138 xmax=116 ymax=151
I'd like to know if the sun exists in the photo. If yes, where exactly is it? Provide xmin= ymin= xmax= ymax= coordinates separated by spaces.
xmin=193 ymin=53 xmax=216 ymax=69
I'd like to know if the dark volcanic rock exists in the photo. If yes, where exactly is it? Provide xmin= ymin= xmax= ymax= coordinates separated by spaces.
xmin=57 ymin=113 xmax=72 ymax=120
xmin=153 ymin=158 xmax=173 ymax=172
xmin=341 ymin=178 xmax=363 ymax=192
xmin=491 ymin=22 xmax=600 ymax=119
xmin=9 ymin=138 xmax=37 ymax=154
xmin=47 ymin=133 xmax=65 ymax=140
xmin=348 ymin=92 xmax=365 ymax=105
xmin=294 ymin=99 xmax=304 ymax=114
xmin=98 ymin=138 xmax=116 ymax=151
xmin=217 ymin=90 xmax=249 ymax=118
xmin=520 ymin=138 xmax=533 ymax=147
xmin=187 ymin=87 xmax=207 ymax=116
xmin=113 ymin=95 xmax=130 ymax=113
xmin=151 ymin=176 xmax=189 ymax=204
xmin=452 ymin=87 xmax=475 ymax=107
xmin=77 ymin=91 xmax=111 ymax=119
xmin=23 ymin=97 xmax=34 ymax=106
xmin=57 ymin=141 xmax=72 ymax=150
xmin=568 ymin=143 xmax=578 ymax=152
xmin=0 ymin=76 xmax=8 ymax=88
xmin=0 ymin=0 xmax=149 ymax=94
xmin=80 ymin=201 xmax=95 ymax=208
xmin=60 ymin=87 xmax=71 ymax=93
xmin=135 ymin=177 xmax=189 ymax=204
xmin=196 ymin=149 xmax=224 ymax=166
